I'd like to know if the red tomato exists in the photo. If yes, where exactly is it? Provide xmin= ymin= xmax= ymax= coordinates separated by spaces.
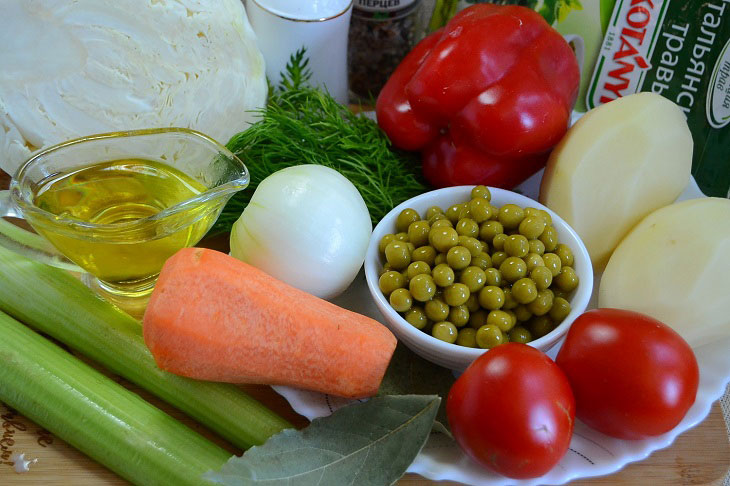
xmin=446 ymin=343 xmax=575 ymax=479
xmin=555 ymin=308 xmax=699 ymax=440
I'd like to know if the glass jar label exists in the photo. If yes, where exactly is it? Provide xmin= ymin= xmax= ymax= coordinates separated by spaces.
xmin=355 ymin=0 xmax=418 ymax=14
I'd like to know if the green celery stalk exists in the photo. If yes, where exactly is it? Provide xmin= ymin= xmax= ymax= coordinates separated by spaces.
xmin=0 ymin=245 xmax=292 ymax=449
xmin=0 ymin=309 xmax=229 ymax=486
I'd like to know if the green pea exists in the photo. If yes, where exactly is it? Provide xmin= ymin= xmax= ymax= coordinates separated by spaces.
xmin=406 ymin=242 xmax=415 ymax=254
xmin=428 ymin=212 xmax=448 ymax=225
xmin=498 ymin=204 xmax=525 ymax=230
xmin=478 ymin=285 xmax=505 ymax=310
xmin=540 ymin=210 xmax=553 ymax=226
xmin=466 ymin=294 xmax=480 ymax=312
xmin=384 ymin=240 xmax=411 ymax=270
xmin=487 ymin=310 xmax=514 ymax=333
xmin=491 ymin=251 xmax=508 ymax=268
xmin=549 ymin=297 xmax=571 ymax=322
xmin=518 ymin=215 xmax=547 ymax=240
xmin=512 ymin=278 xmax=538 ymax=304
xmin=407 ymin=221 xmax=431 ymax=247
xmin=553 ymin=288 xmax=571 ymax=301
xmin=554 ymin=243 xmax=574 ymax=267
xmin=379 ymin=234 xmax=396 ymax=254
xmin=406 ymin=261 xmax=431 ymax=280
xmin=434 ymin=252 xmax=447 ymax=266
xmin=484 ymin=267 xmax=502 ymax=287
xmin=504 ymin=234 xmax=529 ymax=258
xmin=471 ymin=251 xmax=492 ymax=270
xmin=429 ymin=226 xmax=459 ymax=252
xmin=446 ymin=204 xmax=467 ymax=224
xmin=527 ymin=289 xmax=554 ymax=316
xmin=444 ymin=283 xmax=470 ymax=306
xmin=524 ymin=253 xmax=545 ymax=273
xmin=379 ymin=271 xmax=405 ymax=296
xmin=530 ymin=265 xmax=553 ymax=291
xmin=528 ymin=239 xmax=546 ymax=255
xmin=492 ymin=233 xmax=508 ymax=251
xmin=476 ymin=324 xmax=505 ymax=349
xmin=425 ymin=298 xmax=450 ymax=321
xmin=409 ymin=274 xmax=437 ymax=302
xmin=458 ymin=236 xmax=483 ymax=257
xmin=468 ymin=197 xmax=492 ymax=223
xmin=411 ymin=245 xmax=437 ymax=267
xmin=502 ymin=287 xmax=518 ymax=310
xmin=447 ymin=246 xmax=472 ymax=270
xmin=514 ymin=304 xmax=533 ymax=322
xmin=470 ymin=185 xmax=491 ymax=201
xmin=505 ymin=309 xmax=517 ymax=326
xmin=389 ymin=288 xmax=413 ymax=312
xmin=395 ymin=232 xmax=409 ymax=241
xmin=529 ymin=315 xmax=554 ymax=339
xmin=455 ymin=218 xmax=479 ymax=238
xmin=404 ymin=306 xmax=428 ymax=330
xmin=396 ymin=208 xmax=420 ymax=233
xmin=432 ymin=263 xmax=455 ymax=287
xmin=542 ymin=253 xmax=562 ymax=277
xmin=539 ymin=226 xmax=559 ymax=252
xmin=460 ymin=266 xmax=486 ymax=293
xmin=499 ymin=256 xmax=527 ymax=283
xmin=431 ymin=219 xmax=453 ymax=229
xmin=456 ymin=328 xmax=478 ymax=347
xmin=457 ymin=204 xmax=472 ymax=221
xmin=554 ymin=266 xmax=579 ymax=292
xmin=432 ymin=321 xmax=458 ymax=344
xmin=509 ymin=326 xmax=532 ymax=344
xmin=480 ymin=220 xmax=504 ymax=243
xmin=449 ymin=305 xmax=470 ymax=327
xmin=425 ymin=206 xmax=444 ymax=220
xmin=524 ymin=207 xmax=543 ymax=219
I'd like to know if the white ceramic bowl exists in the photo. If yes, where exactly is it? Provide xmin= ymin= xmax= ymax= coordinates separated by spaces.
xmin=364 ymin=186 xmax=593 ymax=370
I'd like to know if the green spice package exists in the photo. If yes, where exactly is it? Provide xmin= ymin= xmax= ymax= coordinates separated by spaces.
xmin=586 ymin=0 xmax=730 ymax=198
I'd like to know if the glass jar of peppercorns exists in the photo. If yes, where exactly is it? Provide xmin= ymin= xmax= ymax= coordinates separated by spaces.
xmin=348 ymin=0 xmax=424 ymax=103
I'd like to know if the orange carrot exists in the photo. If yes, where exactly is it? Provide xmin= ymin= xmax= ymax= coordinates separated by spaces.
xmin=143 ymin=248 xmax=397 ymax=398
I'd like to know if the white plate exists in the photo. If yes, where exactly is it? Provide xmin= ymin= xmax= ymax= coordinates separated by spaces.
xmin=274 ymin=171 xmax=730 ymax=485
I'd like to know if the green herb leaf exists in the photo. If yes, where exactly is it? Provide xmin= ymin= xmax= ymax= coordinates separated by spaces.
xmin=204 ymin=395 xmax=440 ymax=486
xmin=378 ymin=344 xmax=456 ymax=434
xmin=210 ymin=51 xmax=427 ymax=235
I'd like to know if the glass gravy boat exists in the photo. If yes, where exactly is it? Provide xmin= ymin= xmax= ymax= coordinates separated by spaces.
xmin=0 ymin=128 xmax=248 ymax=310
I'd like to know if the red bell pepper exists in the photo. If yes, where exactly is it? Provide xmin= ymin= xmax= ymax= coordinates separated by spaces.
xmin=376 ymin=4 xmax=580 ymax=189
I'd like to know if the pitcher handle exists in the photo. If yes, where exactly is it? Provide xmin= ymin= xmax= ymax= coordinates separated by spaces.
xmin=0 ymin=189 xmax=82 ymax=272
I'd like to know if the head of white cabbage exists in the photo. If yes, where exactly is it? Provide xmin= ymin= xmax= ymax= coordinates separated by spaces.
xmin=0 ymin=0 xmax=267 ymax=175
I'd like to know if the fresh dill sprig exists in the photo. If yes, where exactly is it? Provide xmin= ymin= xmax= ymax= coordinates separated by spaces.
xmin=210 ymin=50 xmax=427 ymax=235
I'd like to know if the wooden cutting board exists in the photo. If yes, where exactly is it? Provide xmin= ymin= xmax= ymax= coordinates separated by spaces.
xmin=0 ymin=388 xmax=728 ymax=485
xmin=1 ymin=170 xmax=729 ymax=485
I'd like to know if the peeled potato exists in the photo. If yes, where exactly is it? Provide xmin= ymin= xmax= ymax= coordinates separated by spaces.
xmin=539 ymin=92 xmax=693 ymax=268
xmin=599 ymin=198 xmax=730 ymax=348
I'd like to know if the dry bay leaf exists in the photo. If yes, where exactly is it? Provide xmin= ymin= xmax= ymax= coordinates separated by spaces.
xmin=204 ymin=394 xmax=440 ymax=486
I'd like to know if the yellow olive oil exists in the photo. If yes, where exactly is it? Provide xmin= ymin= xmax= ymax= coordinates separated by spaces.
xmin=29 ymin=159 xmax=216 ymax=286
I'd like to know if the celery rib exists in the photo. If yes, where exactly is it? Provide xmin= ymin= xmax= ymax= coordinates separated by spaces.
xmin=0 ymin=310 xmax=229 ymax=486
xmin=0 ymin=245 xmax=293 ymax=450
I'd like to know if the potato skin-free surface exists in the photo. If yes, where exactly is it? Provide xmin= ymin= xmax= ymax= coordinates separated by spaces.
xmin=599 ymin=197 xmax=730 ymax=348
xmin=539 ymin=92 xmax=692 ymax=268
xmin=143 ymin=248 xmax=397 ymax=398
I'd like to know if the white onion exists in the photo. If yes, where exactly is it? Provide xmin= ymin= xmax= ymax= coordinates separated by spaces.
xmin=230 ymin=165 xmax=372 ymax=299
